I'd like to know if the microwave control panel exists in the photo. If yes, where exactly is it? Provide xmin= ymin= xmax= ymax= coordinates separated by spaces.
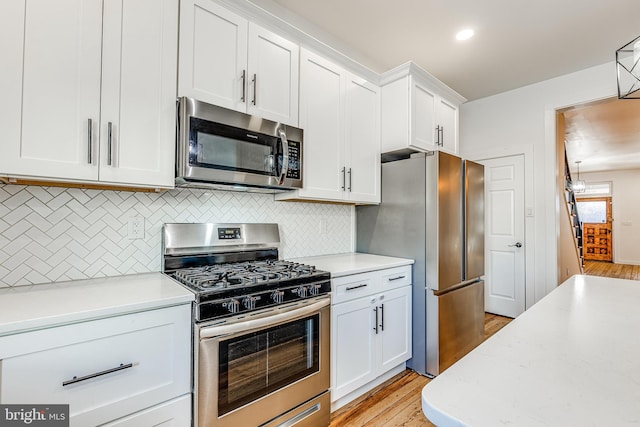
xmin=286 ymin=140 xmax=301 ymax=180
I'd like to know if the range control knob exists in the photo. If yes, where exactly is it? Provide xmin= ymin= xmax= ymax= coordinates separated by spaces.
xmin=271 ymin=290 xmax=285 ymax=304
xmin=223 ymin=298 xmax=240 ymax=313
xmin=294 ymin=286 xmax=308 ymax=298
xmin=309 ymin=284 xmax=322 ymax=296
xmin=242 ymin=296 xmax=260 ymax=310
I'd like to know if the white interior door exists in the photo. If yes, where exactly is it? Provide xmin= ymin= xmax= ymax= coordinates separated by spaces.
xmin=480 ymin=154 xmax=525 ymax=318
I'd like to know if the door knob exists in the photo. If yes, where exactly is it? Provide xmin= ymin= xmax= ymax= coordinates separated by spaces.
xmin=508 ymin=242 xmax=523 ymax=248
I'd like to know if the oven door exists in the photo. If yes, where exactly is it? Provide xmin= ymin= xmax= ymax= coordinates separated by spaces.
xmin=196 ymin=296 xmax=330 ymax=427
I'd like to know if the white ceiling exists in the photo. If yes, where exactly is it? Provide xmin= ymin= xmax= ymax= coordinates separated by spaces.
xmin=253 ymin=0 xmax=640 ymax=173
xmin=262 ymin=0 xmax=640 ymax=101
xmin=563 ymin=98 xmax=640 ymax=173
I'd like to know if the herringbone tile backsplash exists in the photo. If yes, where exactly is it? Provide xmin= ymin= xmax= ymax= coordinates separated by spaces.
xmin=0 ymin=184 xmax=354 ymax=288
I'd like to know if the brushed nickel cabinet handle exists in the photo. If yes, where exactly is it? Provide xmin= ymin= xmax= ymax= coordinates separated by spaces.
xmin=348 ymin=168 xmax=352 ymax=192
xmin=341 ymin=167 xmax=346 ymax=191
xmin=87 ymin=118 xmax=93 ymax=164
xmin=373 ymin=306 xmax=379 ymax=334
xmin=388 ymin=275 xmax=406 ymax=281
xmin=345 ymin=283 xmax=367 ymax=291
xmin=107 ymin=121 xmax=113 ymax=166
xmin=251 ymin=73 xmax=257 ymax=105
xmin=241 ymin=70 xmax=246 ymax=102
xmin=62 ymin=363 xmax=133 ymax=386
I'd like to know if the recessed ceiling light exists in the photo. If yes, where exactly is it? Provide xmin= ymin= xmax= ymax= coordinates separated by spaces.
xmin=456 ymin=29 xmax=474 ymax=41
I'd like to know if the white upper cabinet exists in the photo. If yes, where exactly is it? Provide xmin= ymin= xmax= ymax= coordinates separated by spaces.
xmin=0 ymin=0 xmax=178 ymax=188
xmin=276 ymin=48 xmax=380 ymax=204
xmin=346 ymin=75 xmax=381 ymax=203
xmin=0 ymin=0 xmax=103 ymax=181
xmin=381 ymin=62 xmax=464 ymax=155
xmin=99 ymin=0 xmax=178 ymax=187
xmin=179 ymin=0 xmax=299 ymax=126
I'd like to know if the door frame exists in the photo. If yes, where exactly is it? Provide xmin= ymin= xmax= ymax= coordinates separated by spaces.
xmin=464 ymin=144 xmax=535 ymax=311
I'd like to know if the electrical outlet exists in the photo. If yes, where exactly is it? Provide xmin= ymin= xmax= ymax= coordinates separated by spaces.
xmin=127 ymin=217 xmax=145 ymax=239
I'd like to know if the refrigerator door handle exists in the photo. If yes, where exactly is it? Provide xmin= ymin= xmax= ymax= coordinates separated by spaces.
xmin=433 ymin=278 xmax=482 ymax=296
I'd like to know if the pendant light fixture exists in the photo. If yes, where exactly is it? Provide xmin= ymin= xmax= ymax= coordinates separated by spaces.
xmin=572 ymin=161 xmax=586 ymax=193
xmin=616 ymin=35 xmax=640 ymax=99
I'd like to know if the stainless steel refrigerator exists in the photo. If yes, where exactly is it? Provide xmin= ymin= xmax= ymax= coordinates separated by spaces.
xmin=356 ymin=150 xmax=485 ymax=377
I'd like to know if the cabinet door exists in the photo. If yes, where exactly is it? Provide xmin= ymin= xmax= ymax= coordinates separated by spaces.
xmin=296 ymin=49 xmax=345 ymax=200
xmin=332 ymin=296 xmax=377 ymax=401
xmin=178 ymin=0 xmax=248 ymax=112
xmin=247 ymin=23 xmax=299 ymax=126
xmin=437 ymin=97 xmax=459 ymax=154
xmin=100 ymin=0 xmax=178 ymax=188
xmin=0 ymin=0 xmax=102 ymax=180
xmin=345 ymin=74 xmax=380 ymax=204
xmin=411 ymin=80 xmax=437 ymax=151
xmin=379 ymin=286 xmax=412 ymax=373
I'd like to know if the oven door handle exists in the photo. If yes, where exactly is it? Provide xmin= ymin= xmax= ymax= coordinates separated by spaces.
xmin=199 ymin=297 xmax=330 ymax=339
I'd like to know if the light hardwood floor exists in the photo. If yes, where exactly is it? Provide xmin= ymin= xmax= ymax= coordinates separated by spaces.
xmin=329 ymin=313 xmax=512 ymax=427
xmin=583 ymin=260 xmax=640 ymax=280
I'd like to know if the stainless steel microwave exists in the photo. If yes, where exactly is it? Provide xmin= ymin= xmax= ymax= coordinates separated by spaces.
xmin=176 ymin=97 xmax=303 ymax=192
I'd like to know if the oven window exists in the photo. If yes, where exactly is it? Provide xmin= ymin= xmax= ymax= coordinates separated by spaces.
xmin=218 ymin=314 xmax=319 ymax=416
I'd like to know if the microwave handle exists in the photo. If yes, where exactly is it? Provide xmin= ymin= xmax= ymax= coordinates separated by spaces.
xmin=277 ymin=129 xmax=289 ymax=185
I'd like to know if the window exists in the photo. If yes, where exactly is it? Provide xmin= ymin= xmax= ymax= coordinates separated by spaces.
xmin=583 ymin=181 xmax=612 ymax=197
xmin=576 ymin=200 xmax=607 ymax=223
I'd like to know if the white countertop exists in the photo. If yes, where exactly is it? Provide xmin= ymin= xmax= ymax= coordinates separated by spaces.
xmin=421 ymin=274 xmax=640 ymax=426
xmin=0 ymin=273 xmax=194 ymax=336
xmin=290 ymin=252 xmax=414 ymax=277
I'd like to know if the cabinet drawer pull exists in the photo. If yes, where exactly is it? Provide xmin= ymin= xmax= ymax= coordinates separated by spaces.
xmin=345 ymin=283 xmax=367 ymax=291
xmin=388 ymin=275 xmax=406 ymax=281
xmin=62 ymin=362 xmax=133 ymax=386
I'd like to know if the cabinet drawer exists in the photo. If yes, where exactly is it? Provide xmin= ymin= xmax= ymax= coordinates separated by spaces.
xmin=102 ymin=394 xmax=191 ymax=427
xmin=381 ymin=266 xmax=412 ymax=289
xmin=332 ymin=272 xmax=379 ymax=304
xmin=0 ymin=305 xmax=191 ymax=427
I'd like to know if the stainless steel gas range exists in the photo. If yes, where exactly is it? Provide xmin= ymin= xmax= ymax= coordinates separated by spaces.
xmin=162 ymin=223 xmax=331 ymax=427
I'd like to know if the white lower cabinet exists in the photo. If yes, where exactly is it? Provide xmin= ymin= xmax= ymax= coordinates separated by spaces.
xmin=102 ymin=395 xmax=190 ymax=427
xmin=0 ymin=304 xmax=191 ymax=427
xmin=331 ymin=267 xmax=412 ymax=407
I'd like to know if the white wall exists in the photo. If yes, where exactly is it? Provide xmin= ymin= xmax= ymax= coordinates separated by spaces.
xmin=0 ymin=184 xmax=354 ymax=288
xmin=459 ymin=61 xmax=618 ymax=307
xmin=581 ymin=170 xmax=640 ymax=265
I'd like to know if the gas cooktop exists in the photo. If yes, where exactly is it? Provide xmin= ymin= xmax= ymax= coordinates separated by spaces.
xmin=162 ymin=223 xmax=331 ymax=322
